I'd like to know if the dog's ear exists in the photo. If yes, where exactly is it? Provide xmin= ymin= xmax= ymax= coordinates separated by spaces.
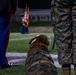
xmin=38 ymin=35 xmax=50 ymax=46
xmin=29 ymin=37 xmax=37 ymax=44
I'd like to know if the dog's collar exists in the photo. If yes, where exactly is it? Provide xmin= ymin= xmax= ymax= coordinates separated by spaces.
xmin=29 ymin=45 xmax=49 ymax=54
xmin=28 ymin=47 xmax=49 ymax=56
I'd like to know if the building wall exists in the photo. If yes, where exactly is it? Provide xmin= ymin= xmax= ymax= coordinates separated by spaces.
xmin=13 ymin=9 xmax=51 ymax=21
xmin=30 ymin=15 xmax=51 ymax=22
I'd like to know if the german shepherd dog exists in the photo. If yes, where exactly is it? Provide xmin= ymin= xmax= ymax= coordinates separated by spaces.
xmin=25 ymin=34 xmax=57 ymax=75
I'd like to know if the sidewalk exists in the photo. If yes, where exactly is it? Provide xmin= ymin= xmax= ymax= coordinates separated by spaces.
xmin=6 ymin=52 xmax=61 ymax=67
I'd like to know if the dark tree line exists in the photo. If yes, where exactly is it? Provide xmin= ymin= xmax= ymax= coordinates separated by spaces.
xmin=18 ymin=0 xmax=51 ymax=9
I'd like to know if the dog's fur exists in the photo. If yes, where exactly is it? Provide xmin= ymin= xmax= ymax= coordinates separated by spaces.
xmin=25 ymin=34 xmax=57 ymax=75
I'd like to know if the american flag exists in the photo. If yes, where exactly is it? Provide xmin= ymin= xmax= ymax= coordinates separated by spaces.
xmin=22 ymin=4 xmax=30 ymax=27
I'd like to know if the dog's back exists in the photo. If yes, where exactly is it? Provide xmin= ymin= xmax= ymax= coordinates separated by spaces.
xmin=25 ymin=48 xmax=57 ymax=75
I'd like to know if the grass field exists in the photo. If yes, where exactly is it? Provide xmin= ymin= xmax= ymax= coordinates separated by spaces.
xmin=0 ymin=33 xmax=58 ymax=75
xmin=8 ymin=33 xmax=57 ymax=54
xmin=0 ymin=66 xmax=63 ymax=75
xmin=1 ymin=33 xmax=74 ymax=75
xmin=0 ymin=66 xmax=74 ymax=75
xmin=0 ymin=66 xmax=25 ymax=75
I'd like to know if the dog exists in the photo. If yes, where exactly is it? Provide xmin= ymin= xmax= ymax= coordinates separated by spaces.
xmin=25 ymin=34 xmax=57 ymax=75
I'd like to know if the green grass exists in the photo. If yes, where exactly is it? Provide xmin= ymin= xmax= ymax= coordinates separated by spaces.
xmin=3 ymin=32 xmax=57 ymax=75
xmin=0 ymin=66 xmax=25 ymax=75
xmin=8 ymin=33 xmax=57 ymax=53
xmin=1 ymin=33 xmax=74 ymax=75
xmin=0 ymin=66 xmax=74 ymax=75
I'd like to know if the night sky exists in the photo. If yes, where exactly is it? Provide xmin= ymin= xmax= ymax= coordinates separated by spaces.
xmin=18 ymin=0 xmax=51 ymax=9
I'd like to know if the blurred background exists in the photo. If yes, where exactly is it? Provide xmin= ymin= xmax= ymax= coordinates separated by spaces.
xmin=11 ymin=0 xmax=52 ymax=33
xmin=18 ymin=0 xmax=51 ymax=9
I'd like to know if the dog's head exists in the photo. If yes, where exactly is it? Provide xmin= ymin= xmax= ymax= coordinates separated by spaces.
xmin=28 ymin=34 xmax=50 ymax=52
xmin=29 ymin=34 xmax=51 ymax=46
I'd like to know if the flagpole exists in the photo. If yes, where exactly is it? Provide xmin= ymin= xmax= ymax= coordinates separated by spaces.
xmin=22 ymin=3 xmax=30 ymax=27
